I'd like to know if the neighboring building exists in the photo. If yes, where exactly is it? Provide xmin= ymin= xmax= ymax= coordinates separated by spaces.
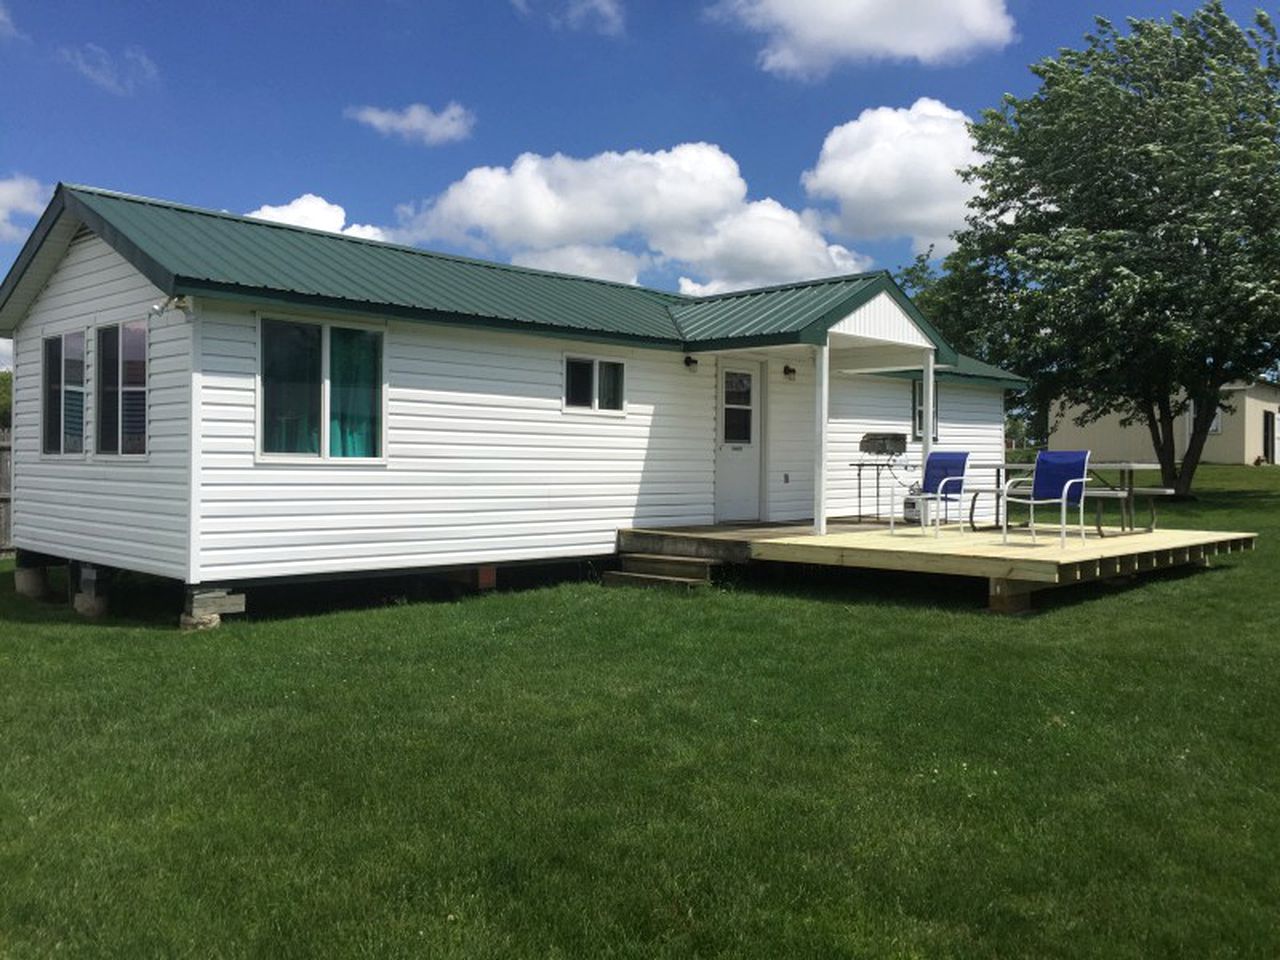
xmin=0 ymin=185 xmax=1023 ymax=597
xmin=1050 ymin=381 xmax=1280 ymax=465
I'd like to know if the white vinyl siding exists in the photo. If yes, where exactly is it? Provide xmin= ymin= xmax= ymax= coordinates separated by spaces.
xmin=827 ymin=377 xmax=1006 ymax=523
xmin=10 ymin=232 xmax=191 ymax=579
xmin=194 ymin=306 xmax=716 ymax=581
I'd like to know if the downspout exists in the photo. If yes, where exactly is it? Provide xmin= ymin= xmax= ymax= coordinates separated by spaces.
xmin=813 ymin=341 xmax=829 ymax=535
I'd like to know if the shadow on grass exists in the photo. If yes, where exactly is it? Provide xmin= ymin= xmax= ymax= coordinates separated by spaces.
xmin=715 ymin=554 xmax=1232 ymax=617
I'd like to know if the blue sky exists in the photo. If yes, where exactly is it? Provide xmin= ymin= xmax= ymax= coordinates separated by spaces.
xmin=0 ymin=0 xmax=1268 ymax=367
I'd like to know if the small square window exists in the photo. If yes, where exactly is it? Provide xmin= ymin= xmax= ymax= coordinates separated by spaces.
xmin=565 ymin=358 xmax=595 ymax=408
xmin=597 ymin=361 xmax=624 ymax=411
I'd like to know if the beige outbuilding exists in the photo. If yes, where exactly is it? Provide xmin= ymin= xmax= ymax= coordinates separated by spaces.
xmin=1050 ymin=381 xmax=1280 ymax=465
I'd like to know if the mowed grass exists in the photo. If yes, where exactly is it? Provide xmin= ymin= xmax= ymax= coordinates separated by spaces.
xmin=2 ymin=465 xmax=1279 ymax=959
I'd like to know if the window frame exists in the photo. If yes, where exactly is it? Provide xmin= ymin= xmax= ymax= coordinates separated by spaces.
xmin=1189 ymin=400 xmax=1224 ymax=435
xmin=41 ymin=329 xmax=88 ymax=459
xmin=561 ymin=353 xmax=627 ymax=416
xmin=911 ymin=379 xmax=939 ymax=443
xmin=254 ymin=314 xmax=389 ymax=466
xmin=91 ymin=319 xmax=150 ymax=460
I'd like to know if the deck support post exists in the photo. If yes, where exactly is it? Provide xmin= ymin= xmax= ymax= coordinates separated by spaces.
xmin=988 ymin=577 xmax=1036 ymax=615
xmin=813 ymin=341 xmax=829 ymax=536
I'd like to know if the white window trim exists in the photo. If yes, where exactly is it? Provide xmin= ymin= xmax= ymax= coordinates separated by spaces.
xmin=254 ymin=314 xmax=390 ymax=466
xmin=561 ymin=353 xmax=628 ymax=417
xmin=1188 ymin=400 xmax=1224 ymax=437
xmin=40 ymin=329 xmax=88 ymax=460
xmin=911 ymin=379 xmax=939 ymax=443
xmin=89 ymin=319 xmax=151 ymax=461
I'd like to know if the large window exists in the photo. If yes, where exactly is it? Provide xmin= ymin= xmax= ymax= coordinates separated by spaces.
xmin=96 ymin=319 xmax=148 ymax=455
xmin=564 ymin=356 xmax=625 ymax=412
xmin=261 ymin=318 xmax=384 ymax=459
xmin=42 ymin=331 xmax=85 ymax=455
xmin=911 ymin=380 xmax=939 ymax=442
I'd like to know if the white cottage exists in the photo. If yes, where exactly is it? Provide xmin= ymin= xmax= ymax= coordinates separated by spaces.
xmin=0 ymin=185 xmax=1024 ymax=619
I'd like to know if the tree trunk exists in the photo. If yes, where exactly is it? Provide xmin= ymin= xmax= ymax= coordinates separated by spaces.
xmin=1144 ymin=399 xmax=1179 ymax=489
xmin=1175 ymin=393 xmax=1221 ymax=496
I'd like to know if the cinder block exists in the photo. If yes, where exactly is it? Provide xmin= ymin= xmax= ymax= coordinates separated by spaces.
xmin=14 ymin=567 xmax=47 ymax=599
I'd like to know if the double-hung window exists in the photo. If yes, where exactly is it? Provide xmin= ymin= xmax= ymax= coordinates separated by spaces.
xmin=260 ymin=318 xmax=384 ymax=459
xmin=42 ymin=331 xmax=86 ymax=455
xmin=911 ymin=379 xmax=939 ymax=442
xmin=96 ymin=320 xmax=148 ymax=455
xmin=564 ymin=356 xmax=625 ymax=412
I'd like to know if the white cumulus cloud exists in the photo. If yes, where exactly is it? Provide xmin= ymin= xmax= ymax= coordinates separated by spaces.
xmin=513 ymin=0 xmax=625 ymax=35
xmin=714 ymin=0 xmax=1014 ymax=78
xmin=245 ymin=194 xmax=388 ymax=241
xmin=0 ymin=173 xmax=50 ymax=243
xmin=803 ymin=97 xmax=981 ymax=255
xmin=345 ymin=102 xmax=475 ymax=146
xmin=511 ymin=245 xmax=649 ymax=285
xmin=58 ymin=44 xmax=158 ymax=95
xmin=1 ymin=2 xmax=26 ymax=41
xmin=393 ymin=142 xmax=864 ymax=292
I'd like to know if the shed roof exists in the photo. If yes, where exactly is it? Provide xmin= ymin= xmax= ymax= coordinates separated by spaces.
xmin=0 ymin=184 xmax=1022 ymax=384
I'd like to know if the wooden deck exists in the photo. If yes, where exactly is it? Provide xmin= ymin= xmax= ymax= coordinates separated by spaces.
xmin=619 ymin=521 xmax=1257 ymax=612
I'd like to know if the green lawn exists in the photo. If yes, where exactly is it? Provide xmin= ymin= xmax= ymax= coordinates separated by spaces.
xmin=2 ymin=465 xmax=1278 ymax=959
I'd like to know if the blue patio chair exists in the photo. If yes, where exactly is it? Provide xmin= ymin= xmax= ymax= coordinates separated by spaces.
xmin=1002 ymin=450 xmax=1091 ymax=547
xmin=891 ymin=451 xmax=970 ymax=537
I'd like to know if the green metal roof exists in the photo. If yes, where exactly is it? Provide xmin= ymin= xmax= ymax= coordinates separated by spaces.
xmin=0 ymin=184 xmax=1014 ymax=383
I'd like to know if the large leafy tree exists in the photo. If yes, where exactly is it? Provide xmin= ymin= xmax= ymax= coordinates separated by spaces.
xmin=952 ymin=1 xmax=1280 ymax=493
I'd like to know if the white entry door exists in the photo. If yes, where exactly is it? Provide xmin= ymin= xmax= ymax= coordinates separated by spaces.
xmin=715 ymin=362 xmax=762 ymax=522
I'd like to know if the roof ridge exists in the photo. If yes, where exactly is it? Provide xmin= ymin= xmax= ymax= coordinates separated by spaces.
xmin=678 ymin=270 xmax=890 ymax=306
xmin=61 ymin=183 xmax=690 ymax=305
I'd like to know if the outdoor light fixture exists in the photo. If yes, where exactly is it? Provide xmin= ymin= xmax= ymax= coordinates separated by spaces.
xmin=783 ymin=364 xmax=797 ymax=380
xmin=684 ymin=355 xmax=699 ymax=369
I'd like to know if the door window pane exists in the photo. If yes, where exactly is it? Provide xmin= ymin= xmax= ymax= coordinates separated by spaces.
xmin=597 ymin=361 xmax=624 ymax=411
xmin=42 ymin=336 xmax=62 ymax=455
xmin=262 ymin=319 xmax=322 ymax=454
xmin=724 ymin=407 xmax=752 ymax=444
xmin=724 ymin=371 xmax=752 ymax=407
xmin=565 ymin=358 xmax=594 ymax=408
xmin=329 ymin=327 xmax=382 ymax=458
xmin=97 ymin=326 xmax=120 ymax=454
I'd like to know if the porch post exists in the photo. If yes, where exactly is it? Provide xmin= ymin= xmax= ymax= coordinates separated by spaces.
xmin=813 ymin=341 xmax=829 ymax=535
xmin=922 ymin=348 xmax=935 ymax=464
xmin=921 ymin=348 xmax=935 ymax=528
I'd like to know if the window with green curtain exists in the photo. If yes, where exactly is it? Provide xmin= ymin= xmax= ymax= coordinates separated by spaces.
xmin=262 ymin=319 xmax=322 ymax=455
xmin=329 ymin=327 xmax=382 ymax=458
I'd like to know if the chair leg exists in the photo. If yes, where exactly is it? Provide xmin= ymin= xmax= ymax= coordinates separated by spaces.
xmin=1060 ymin=501 xmax=1067 ymax=549
xmin=1002 ymin=503 xmax=1009 ymax=544
xmin=1030 ymin=502 xmax=1037 ymax=543
xmin=1079 ymin=501 xmax=1087 ymax=544
xmin=890 ymin=485 xmax=896 ymax=534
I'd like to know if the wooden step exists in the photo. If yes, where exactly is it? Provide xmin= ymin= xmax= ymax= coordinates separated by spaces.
xmin=617 ymin=529 xmax=752 ymax=563
xmin=602 ymin=570 xmax=710 ymax=590
xmin=620 ymin=553 xmax=718 ymax=579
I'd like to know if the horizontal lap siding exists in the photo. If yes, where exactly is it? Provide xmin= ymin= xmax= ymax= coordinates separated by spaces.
xmin=11 ymin=233 xmax=191 ymax=578
xmin=827 ymin=376 xmax=1005 ymax=522
xmin=764 ymin=353 xmax=816 ymax=522
xmin=196 ymin=309 xmax=716 ymax=581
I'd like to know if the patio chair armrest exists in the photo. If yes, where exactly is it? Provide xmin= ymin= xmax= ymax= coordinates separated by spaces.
xmin=1002 ymin=475 xmax=1032 ymax=496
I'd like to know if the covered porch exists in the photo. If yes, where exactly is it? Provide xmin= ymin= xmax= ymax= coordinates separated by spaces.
xmin=686 ymin=275 xmax=1001 ymax=534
